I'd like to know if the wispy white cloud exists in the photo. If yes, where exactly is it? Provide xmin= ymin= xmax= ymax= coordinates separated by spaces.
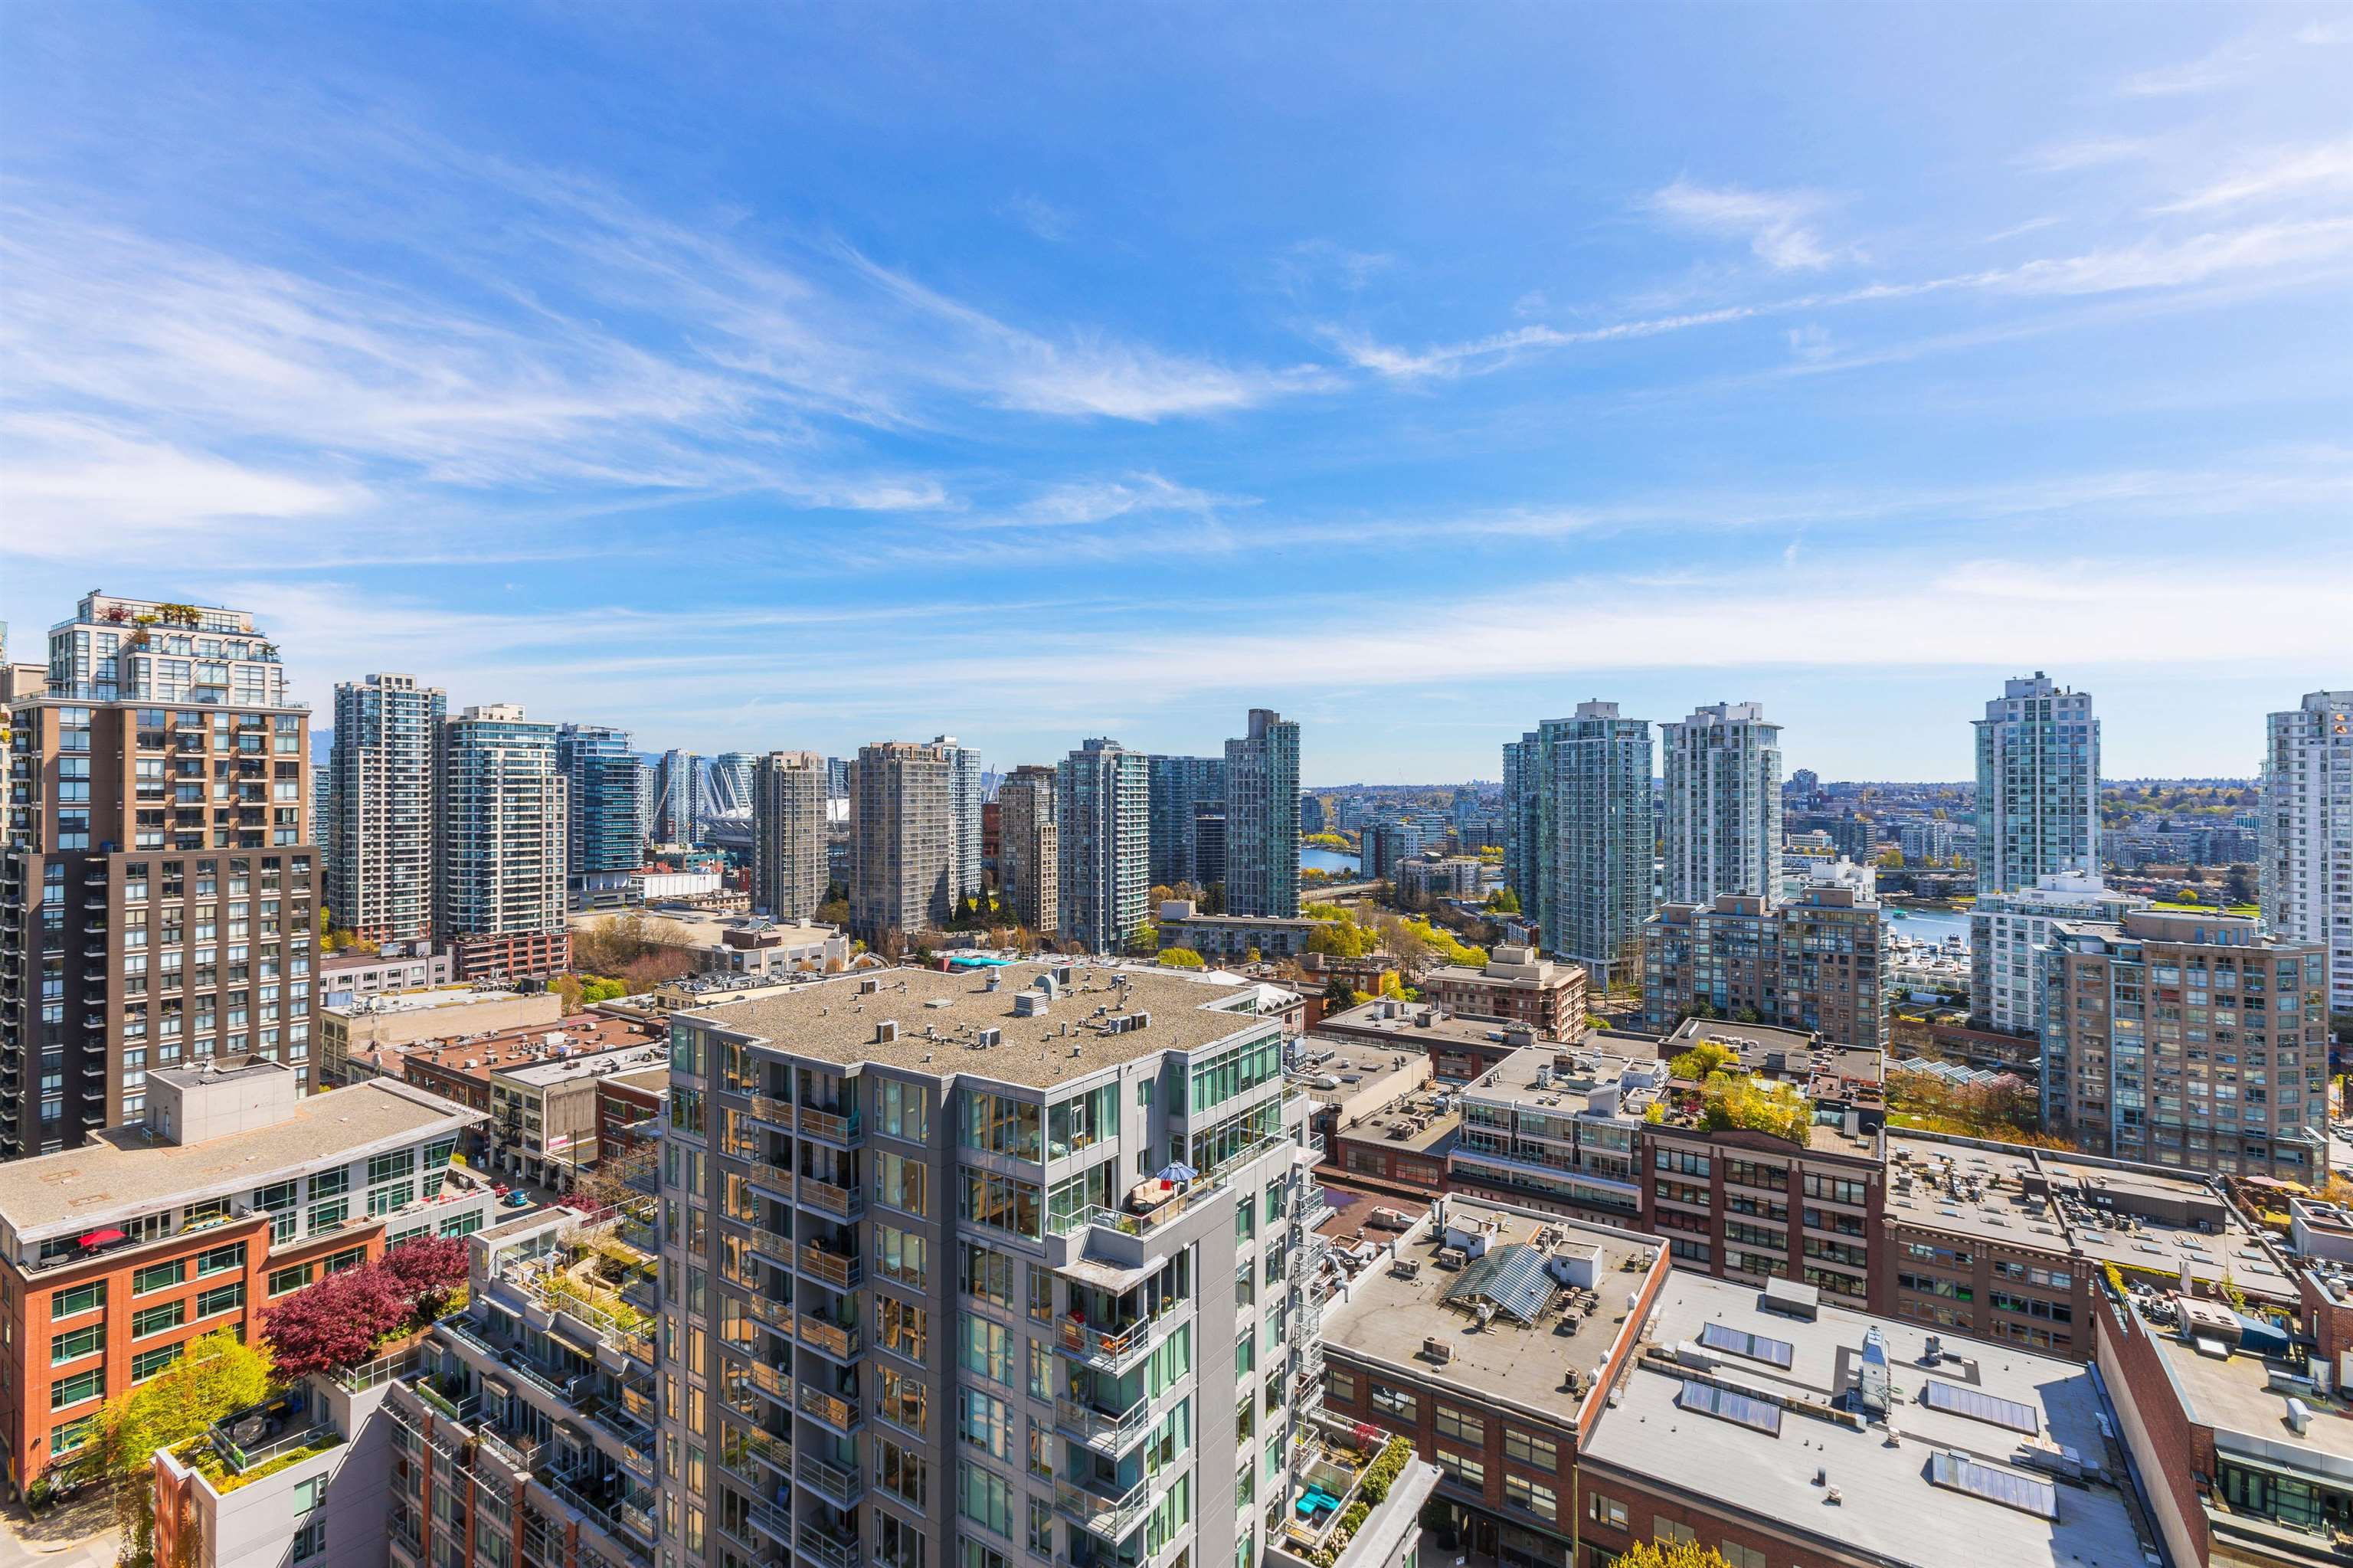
xmin=1000 ymin=473 xmax=1242 ymax=529
xmin=2018 ymin=135 xmax=2157 ymax=173
xmin=1329 ymin=216 xmax=2353 ymax=378
xmin=2118 ymin=39 xmax=2259 ymax=97
xmin=1000 ymin=193 xmax=1075 ymax=242
xmin=0 ymin=415 xmax=367 ymax=559
xmin=2152 ymin=136 xmax=2353 ymax=213
xmin=1644 ymin=179 xmax=1839 ymax=270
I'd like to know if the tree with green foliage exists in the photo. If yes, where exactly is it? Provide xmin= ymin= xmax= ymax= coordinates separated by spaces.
xmin=1699 ymin=1074 xmax=1814 ymax=1145
xmin=1159 ymin=948 xmax=1206 ymax=970
xmin=90 ymin=1329 xmax=273 ymax=1561
xmin=1667 ymin=1039 xmax=1737 ymax=1082
xmin=1485 ymin=887 xmax=1520 ymax=914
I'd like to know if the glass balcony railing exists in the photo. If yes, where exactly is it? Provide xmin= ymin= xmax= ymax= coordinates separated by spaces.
xmin=1055 ymin=1472 xmax=1156 ymax=1539
xmin=1057 ymin=1298 xmax=1188 ymax=1367
xmin=797 ymin=1383 xmax=862 ymax=1432
xmin=800 ymin=1177 xmax=863 ymax=1219
xmin=798 ymin=1106 xmax=861 ymax=1146
xmin=797 ymin=1316 xmax=861 ymax=1359
xmin=799 ymin=1245 xmax=862 ymax=1290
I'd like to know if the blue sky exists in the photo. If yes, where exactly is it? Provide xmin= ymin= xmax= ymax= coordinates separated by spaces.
xmin=3 ymin=4 xmax=2348 ymax=783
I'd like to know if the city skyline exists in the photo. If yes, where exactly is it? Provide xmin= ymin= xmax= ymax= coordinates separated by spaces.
xmin=4 ymin=6 xmax=2350 ymax=781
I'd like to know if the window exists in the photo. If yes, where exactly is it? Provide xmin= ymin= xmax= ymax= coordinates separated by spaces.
xmin=1504 ymin=1475 xmax=1556 ymax=1521
xmin=876 ymin=1296 xmax=929 ymax=1361
xmin=51 ymin=1324 xmax=102 ymax=1365
xmin=877 ymin=1226 xmax=929 ymax=1289
xmin=293 ymin=1519 xmax=326 ymax=1563
xmin=270 ymin=1264 xmax=314 ymax=1296
xmin=368 ymin=1182 xmax=414 ymax=1217
xmin=1435 ymin=1404 xmax=1484 ymax=1445
xmin=1652 ymin=1520 xmax=1697 ymax=1547
xmin=308 ymin=1168 xmax=349 ymax=1200
xmin=1504 ymin=1427 xmax=1558 ymax=1470
xmin=309 ymin=1198 xmax=348 ymax=1232
xmin=133 ymin=1301 xmax=187 ymax=1338
xmin=957 ymin=1462 xmax=1014 ymax=1537
xmin=195 ymin=1242 xmax=244 ymax=1276
xmin=879 ymin=1367 xmax=929 ymax=1435
xmin=957 ymin=1387 xmax=1012 ymax=1459
xmin=961 ymin=1243 xmax=1014 ymax=1308
xmin=960 ymin=1314 xmax=1014 ymax=1385
xmin=133 ymin=1344 xmax=183 ymax=1382
xmin=876 ymin=1153 xmax=932 ymax=1218
xmin=1027 ymin=1496 xmax=1054 ymax=1555
xmin=368 ymin=1149 xmax=416 ymax=1185
xmin=1327 ymin=1368 xmax=1356 ymax=1406
xmin=877 ymin=1437 xmax=930 ymax=1507
xmin=195 ymin=1282 xmax=244 ymax=1318
xmin=324 ymin=1246 xmax=367 ymax=1274
xmin=52 ymin=1281 xmax=105 ymax=1318
xmin=51 ymin=1369 xmax=103 ymax=1410
xmin=133 ymin=1259 xmax=186 ymax=1295
xmin=50 ymin=1414 xmax=101 ymax=1456
xmin=1720 ymin=1543 xmax=1767 ymax=1568
xmin=1436 ymin=1449 xmax=1485 ymax=1488
xmin=1370 ymin=1383 xmax=1418 ymax=1423
xmin=879 ymin=1079 xmax=930 ymax=1142
xmin=961 ymin=1543 xmax=1008 ymax=1568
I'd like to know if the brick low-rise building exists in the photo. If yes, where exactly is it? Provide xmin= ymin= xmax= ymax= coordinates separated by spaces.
xmin=1419 ymin=945 xmax=1586 ymax=1039
xmin=0 ymin=1062 xmax=488 ymax=1494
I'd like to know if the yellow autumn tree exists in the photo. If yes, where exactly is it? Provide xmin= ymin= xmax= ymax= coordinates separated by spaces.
xmin=1611 ymin=1543 xmax=1733 ymax=1568
xmin=92 ymin=1328 xmax=273 ymax=1562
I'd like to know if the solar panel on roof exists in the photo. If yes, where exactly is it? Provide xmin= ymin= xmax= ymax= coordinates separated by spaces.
xmin=1441 ymin=1243 xmax=1559 ymax=1324
xmin=1676 ymin=1380 xmax=1783 ymax=1436
xmin=1700 ymin=1321 xmax=1795 ymax=1370
xmin=1919 ymin=1378 xmax=2038 ymax=1434
xmin=1928 ymin=1452 xmax=2057 ymax=1518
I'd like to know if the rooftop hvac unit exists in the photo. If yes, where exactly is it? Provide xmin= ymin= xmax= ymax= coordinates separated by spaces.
xmin=1014 ymin=993 xmax=1048 ymax=1018
xmin=876 ymin=1020 xmax=899 ymax=1043
xmin=978 ymin=1028 xmax=1002 ymax=1048
xmin=1422 ymin=1337 xmax=1453 ymax=1363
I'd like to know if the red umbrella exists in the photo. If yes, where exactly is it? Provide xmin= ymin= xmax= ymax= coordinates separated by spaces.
xmin=78 ymin=1228 xmax=126 ymax=1248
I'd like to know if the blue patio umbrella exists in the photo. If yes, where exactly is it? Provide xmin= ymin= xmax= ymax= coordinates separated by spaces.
xmin=1157 ymin=1161 xmax=1199 ymax=1183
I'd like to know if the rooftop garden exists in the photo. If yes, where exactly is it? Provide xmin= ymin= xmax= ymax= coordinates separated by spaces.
xmin=1658 ymin=1041 xmax=1814 ymax=1146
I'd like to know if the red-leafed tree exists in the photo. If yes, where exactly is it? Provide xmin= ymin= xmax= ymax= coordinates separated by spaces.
xmin=382 ymin=1235 xmax=471 ymax=1321
xmin=263 ymin=1265 xmax=414 ymax=1378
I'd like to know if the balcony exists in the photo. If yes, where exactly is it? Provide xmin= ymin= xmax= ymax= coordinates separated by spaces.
xmin=797 ymin=1314 xmax=862 ymax=1360
xmin=1056 ymin=1298 xmax=1189 ymax=1373
xmin=798 ymin=1105 xmax=861 ymax=1147
xmin=747 ymin=1160 xmax=797 ymax=1200
xmin=741 ymin=1494 xmax=794 ymax=1547
xmin=746 ymin=1294 xmax=795 ymax=1336
xmin=798 ymin=1522 xmax=862 ymax=1568
xmin=1055 ymin=1471 xmax=1158 ymax=1540
xmin=800 ymin=1177 xmax=863 ymax=1219
xmin=797 ymin=1451 xmax=866 ymax=1506
xmin=747 ymin=1094 xmax=794 ymax=1130
xmin=798 ymin=1244 xmax=862 ymax=1291
xmin=1054 ymin=1376 xmax=1187 ymax=1455
xmin=797 ymin=1383 xmax=862 ymax=1433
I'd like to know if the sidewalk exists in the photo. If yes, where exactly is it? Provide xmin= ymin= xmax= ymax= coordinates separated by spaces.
xmin=0 ymin=1490 xmax=116 ymax=1568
